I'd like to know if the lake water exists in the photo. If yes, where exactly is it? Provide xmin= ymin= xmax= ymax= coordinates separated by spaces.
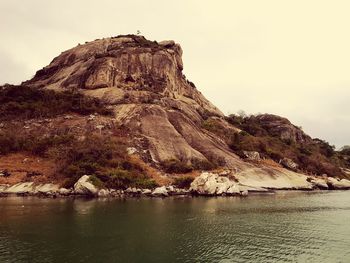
xmin=0 ymin=191 xmax=349 ymax=263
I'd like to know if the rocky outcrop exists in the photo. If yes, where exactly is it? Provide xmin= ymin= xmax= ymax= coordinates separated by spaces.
xmin=326 ymin=177 xmax=350 ymax=189
xmin=255 ymin=114 xmax=312 ymax=144
xmin=22 ymin=35 xmax=248 ymax=169
xmin=73 ymin=175 xmax=98 ymax=196
xmin=280 ymin=158 xmax=299 ymax=171
xmin=0 ymin=182 xmax=60 ymax=196
xmin=308 ymin=177 xmax=329 ymax=190
xmin=151 ymin=186 xmax=169 ymax=197
xmin=235 ymin=168 xmax=313 ymax=190
xmin=190 ymin=172 xmax=242 ymax=196
xmin=243 ymin=151 xmax=260 ymax=161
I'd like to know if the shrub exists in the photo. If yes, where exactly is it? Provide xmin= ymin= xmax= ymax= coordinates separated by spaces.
xmin=57 ymin=135 xmax=158 ymax=189
xmin=162 ymin=159 xmax=193 ymax=174
xmin=0 ymin=127 xmax=74 ymax=156
xmin=89 ymin=175 xmax=105 ymax=188
xmin=0 ymin=170 xmax=11 ymax=177
xmin=0 ymin=85 xmax=113 ymax=121
xmin=191 ymin=159 xmax=217 ymax=170
xmin=173 ymin=176 xmax=194 ymax=189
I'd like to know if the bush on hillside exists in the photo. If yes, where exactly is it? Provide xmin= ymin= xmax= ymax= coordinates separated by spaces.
xmin=173 ymin=176 xmax=194 ymax=189
xmin=0 ymin=127 xmax=74 ymax=156
xmin=59 ymin=135 xmax=158 ymax=189
xmin=0 ymin=85 xmax=113 ymax=121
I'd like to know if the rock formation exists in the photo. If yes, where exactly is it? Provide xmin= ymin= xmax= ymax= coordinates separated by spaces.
xmin=254 ymin=114 xmax=312 ymax=144
xmin=23 ymin=35 xmax=248 ymax=169
xmin=0 ymin=34 xmax=348 ymax=194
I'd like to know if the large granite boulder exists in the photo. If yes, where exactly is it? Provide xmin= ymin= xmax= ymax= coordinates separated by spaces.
xmin=308 ymin=177 xmax=329 ymax=189
xmin=243 ymin=151 xmax=260 ymax=161
xmin=255 ymin=114 xmax=312 ymax=144
xmin=327 ymin=177 xmax=350 ymax=189
xmin=151 ymin=186 xmax=169 ymax=197
xmin=280 ymin=158 xmax=299 ymax=171
xmin=74 ymin=175 xmax=98 ymax=196
xmin=190 ymin=172 xmax=241 ymax=196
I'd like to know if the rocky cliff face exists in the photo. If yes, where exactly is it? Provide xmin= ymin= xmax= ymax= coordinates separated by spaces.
xmin=254 ymin=114 xmax=312 ymax=144
xmin=24 ymin=35 xmax=245 ymax=168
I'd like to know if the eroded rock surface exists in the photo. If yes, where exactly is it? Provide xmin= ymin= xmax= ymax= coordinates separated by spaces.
xmin=190 ymin=172 xmax=241 ymax=195
xmin=327 ymin=177 xmax=350 ymax=189
xmin=74 ymin=175 xmax=98 ymax=196
xmin=254 ymin=114 xmax=312 ymax=144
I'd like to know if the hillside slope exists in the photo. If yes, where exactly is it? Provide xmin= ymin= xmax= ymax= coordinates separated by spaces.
xmin=0 ymin=35 xmax=349 ymax=190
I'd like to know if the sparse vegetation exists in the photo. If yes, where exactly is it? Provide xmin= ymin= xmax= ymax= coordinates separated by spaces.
xmin=0 ymin=127 xmax=74 ymax=156
xmin=173 ymin=176 xmax=194 ymax=189
xmin=224 ymin=114 xmax=346 ymax=178
xmin=162 ymin=159 xmax=193 ymax=174
xmin=0 ymin=85 xmax=113 ymax=121
xmin=58 ymin=135 xmax=158 ymax=189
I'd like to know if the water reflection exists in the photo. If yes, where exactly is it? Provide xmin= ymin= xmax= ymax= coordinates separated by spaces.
xmin=0 ymin=192 xmax=349 ymax=262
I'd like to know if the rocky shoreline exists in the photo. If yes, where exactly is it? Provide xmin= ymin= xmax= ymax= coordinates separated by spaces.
xmin=1 ymin=172 xmax=350 ymax=199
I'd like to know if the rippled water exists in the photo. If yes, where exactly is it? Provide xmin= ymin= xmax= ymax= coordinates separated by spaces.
xmin=0 ymin=191 xmax=349 ymax=262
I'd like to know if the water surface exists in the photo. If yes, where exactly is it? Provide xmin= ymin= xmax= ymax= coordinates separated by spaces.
xmin=0 ymin=191 xmax=349 ymax=262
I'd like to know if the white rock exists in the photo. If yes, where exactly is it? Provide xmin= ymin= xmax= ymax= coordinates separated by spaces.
xmin=152 ymin=186 xmax=168 ymax=196
xmin=74 ymin=175 xmax=98 ymax=196
xmin=0 ymin=184 xmax=9 ymax=192
xmin=126 ymin=147 xmax=138 ymax=155
xmin=240 ymin=190 xmax=249 ymax=196
xmin=58 ymin=188 xmax=71 ymax=195
xmin=98 ymin=189 xmax=110 ymax=197
xmin=327 ymin=177 xmax=350 ymax=189
xmin=309 ymin=177 xmax=328 ymax=189
xmin=35 ymin=183 xmax=59 ymax=194
xmin=243 ymin=151 xmax=260 ymax=161
xmin=166 ymin=185 xmax=175 ymax=192
xmin=226 ymin=184 xmax=241 ymax=195
xmin=142 ymin=189 xmax=152 ymax=195
xmin=190 ymin=172 xmax=240 ymax=196
xmin=87 ymin=114 xmax=95 ymax=121
xmin=4 ymin=182 xmax=34 ymax=194
xmin=280 ymin=158 xmax=298 ymax=171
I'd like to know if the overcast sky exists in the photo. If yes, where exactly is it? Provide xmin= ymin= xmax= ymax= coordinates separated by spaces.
xmin=0 ymin=0 xmax=349 ymax=148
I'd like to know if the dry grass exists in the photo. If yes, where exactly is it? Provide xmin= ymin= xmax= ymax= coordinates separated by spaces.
xmin=0 ymin=153 xmax=57 ymax=184
xmin=129 ymin=155 xmax=171 ymax=186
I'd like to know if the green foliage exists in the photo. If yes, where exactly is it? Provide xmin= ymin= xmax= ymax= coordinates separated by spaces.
xmin=58 ymin=135 xmax=158 ymax=189
xmin=202 ymin=119 xmax=222 ymax=134
xmin=0 ymin=85 xmax=113 ymax=121
xmin=173 ymin=176 xmax=194 ymax=189
xmin=89 ymin=175 xmax=105 ymax=188
xmin=106 ymin=168 xmax=158 ymax=189
xmin=162 ymin=159 xmax=193 ymax=174
xmin=191 ymin=159 xmax=217 ymax=170
xmin=0 ymin=128 xmax=74 ymax=156
xmin=226 ymin=115 xmax=345 ymax=177
xmin=340 ymin=146 xmax=350 ymax=156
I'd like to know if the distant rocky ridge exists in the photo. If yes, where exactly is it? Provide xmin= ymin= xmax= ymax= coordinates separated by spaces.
xmin=0 ymin=35 xmax=349 ymax=195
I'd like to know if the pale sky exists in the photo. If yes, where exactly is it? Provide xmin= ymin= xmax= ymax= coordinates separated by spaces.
xmin=0 ymin=0 xmax=349 ymax=148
